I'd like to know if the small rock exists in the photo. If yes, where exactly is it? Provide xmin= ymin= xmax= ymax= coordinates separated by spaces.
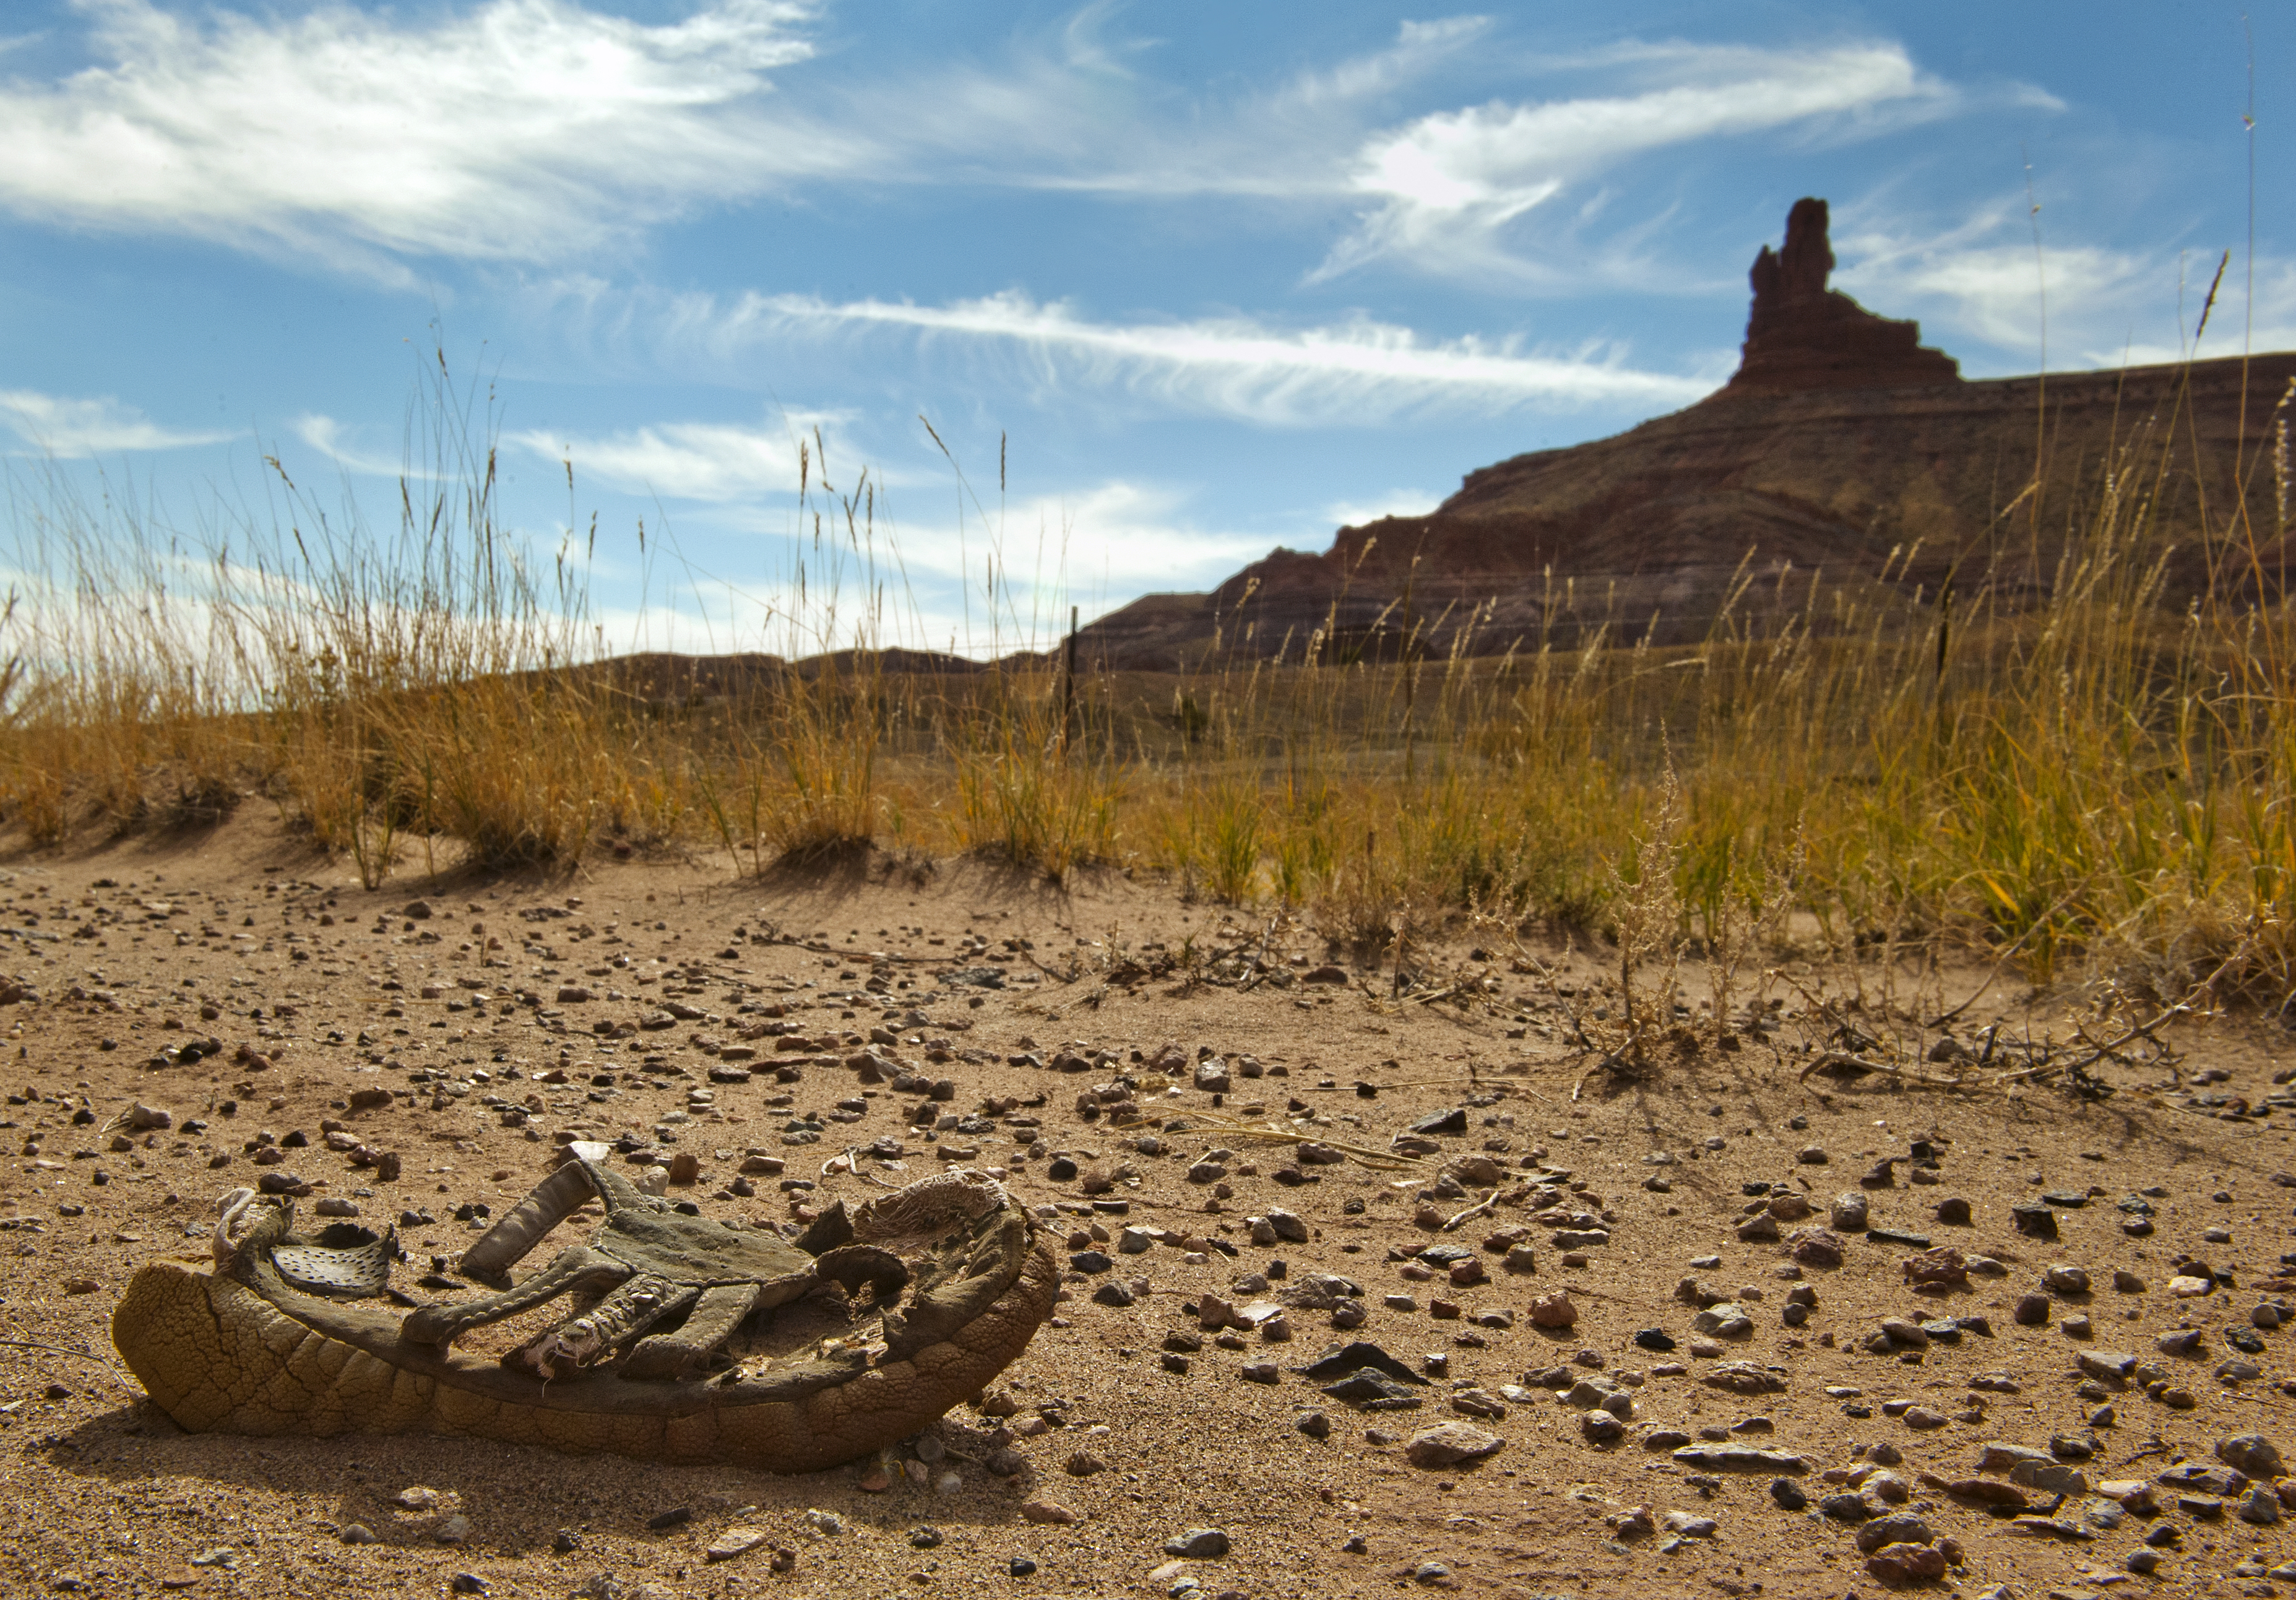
xmin=431 ymin=1514 xmax=472 ymax=1546
xmin=2045 ymin=1263 xmax=2092 ymax=1294
xmin=1660 ymin=1511 xmax=1717 ymax=1538
xmin=1854 ymin=1514 xmax=1934 ymax=1554
xmin=1789 ymin=1227 xmax=1845 ymax=1269
xmin=1404 ymin=1422 xmax=1503 ymax=1469
xmin=339 ymin=1524 xmax=377 ymax=1546
xmin=2217 ymin=1433 xmax=2286 ymax=1479
xmin=1163 ymin=1528 xmax=1231 ymax=1559
xmin=1297 ymin=1410 xmax=1332 ymax=1440
xmin=1021 ymin=1498 xmax=1079 ymax=1525
xmin=2013 ymin=1292 xmax=2052 ymax=1325
xmin=707 ymin=1528 xmax=771 ymax=1562
xmin=1527 ymin=1291 xmax=1576 ymax=1328
xmin=1771 ymin=1478 xmax=1808 ymax=1510
xmin=1865 ymin=1542 xmax=1947 ymax=1583
xmin=1829 ymin=1193 xmax=1870 ymax=1232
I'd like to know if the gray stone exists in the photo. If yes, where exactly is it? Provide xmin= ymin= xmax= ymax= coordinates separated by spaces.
xmin=2217 ymin=1433 xmax=2286 ymax=1479
xmin=1404 ymin=1422 xmax=1503 ymax=1468
xmin=2009 ymin=1461 xmax=2089 ymax=1495
xmin=1854 ymin=1514 xmax=1933 ymax=1554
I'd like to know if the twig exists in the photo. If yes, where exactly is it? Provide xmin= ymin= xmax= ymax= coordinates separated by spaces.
xmin=0 ymin=1338 xmax=140 ymax=1389
xmin=1440 ymin=1192 xmax=1498 ymax=1233
xmin=1572 ymin=1026 xmax=1648 ymax=1101
xmin=1173 ymin=1111 xmax=1425 ymax=1171
xmin=1988 ymin=1005 xmax=2187 ymax=1083
xmin=1795 ymin=1052 xmax=1987 ymax=1091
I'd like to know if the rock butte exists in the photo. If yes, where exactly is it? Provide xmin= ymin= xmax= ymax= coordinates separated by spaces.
xmin=1075 ymin=197 xmax=2296 ymax=664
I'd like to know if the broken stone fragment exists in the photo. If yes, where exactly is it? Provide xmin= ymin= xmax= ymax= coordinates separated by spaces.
xmin=1404 ymin=1422 xmax=1503 ymax=1469
xmin=1528 ymin=1292 xmax=1577 ymax=1328
xmin=1865 ymin=1542 xmax=1946 ymax=1583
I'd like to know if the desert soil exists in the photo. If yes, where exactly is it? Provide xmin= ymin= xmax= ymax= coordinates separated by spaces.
xmin=0 ymin=812 xmax=2289 ymax=1600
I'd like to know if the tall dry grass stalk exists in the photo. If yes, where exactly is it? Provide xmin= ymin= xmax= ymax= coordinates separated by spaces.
xmin=4 ymin=350 xmax=2295 ymax=1005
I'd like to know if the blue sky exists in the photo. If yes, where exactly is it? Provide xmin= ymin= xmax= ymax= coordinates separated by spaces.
xmin=1 ymin=0 xmax=2289 ymax=655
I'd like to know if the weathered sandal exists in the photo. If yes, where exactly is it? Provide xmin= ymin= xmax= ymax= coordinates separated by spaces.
xmin=113 ymin=1165 xmax=1055 ymax=1471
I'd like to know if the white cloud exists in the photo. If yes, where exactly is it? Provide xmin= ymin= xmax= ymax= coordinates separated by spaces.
xmin=1321 ymin=488 xmax=1443 ymax=529
xmin=1324 ymin=42 xmax=1954 ymax=282
xmin=290 ymin=413 xmax=415 ymax=477
xmin=0 ymin=0 xmax=835 ymax=276
xmin=1836 ymin=209 xmax=2296 ymax=371
xmin=0 ymin=387 xmax=231 ymax=456
xmin=510 ymin=419 xmax=805 ymax=504
xmin=697 ymin=288 xmax=1712 ymax=425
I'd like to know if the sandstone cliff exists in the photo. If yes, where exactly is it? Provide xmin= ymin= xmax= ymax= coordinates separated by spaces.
xmin=1074 ymin=201 xmax=2294 ymax=667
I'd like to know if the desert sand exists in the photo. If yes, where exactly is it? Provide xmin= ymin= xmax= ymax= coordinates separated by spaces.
xmin=0 ymin=811 xmax=2289 ymax=1599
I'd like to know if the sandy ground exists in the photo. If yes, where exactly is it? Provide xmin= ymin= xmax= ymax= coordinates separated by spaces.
xmin=0 ymin=811 xmax=2290 ymax=1600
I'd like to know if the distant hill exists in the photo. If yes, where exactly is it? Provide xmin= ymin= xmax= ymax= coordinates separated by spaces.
xmin=1076 ymin=199 xmax=2296 ymax=667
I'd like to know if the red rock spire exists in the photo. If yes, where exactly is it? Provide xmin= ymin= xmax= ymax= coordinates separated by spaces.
xmin=1728 ymin=198 xmax=1960 ymax=392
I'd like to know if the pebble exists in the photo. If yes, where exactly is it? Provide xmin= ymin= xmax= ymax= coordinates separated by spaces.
xmin=1527 ymin=1291 xmax=1576 ymax=1328
xmin=1404 ymin=1422 xmax=1504 ymax=1468
xmin=2217 ymin=1433 xmax=2285 ymax=1478
xmin=1021 ymin=1499 xmax=1080 ymax=1524
xmin=339 ymin=1523 xmax=377 ymax=1545
xmin=1829 ymin=1193 xmax=1869 ymax=1231
xmin=2045 ymin=1264 xmax=2091 ymax=1294
xmin=1865 ymin=1543 xmax=1946 ymax=1583
xmin=1853 ymin=1513 xmax=1933 ymax=1553
xmin=1164 ymin=1529 xmax=1231 ymax=1559
xmin=706 ymin=1528 xmax=771 ymax=1562
xmin=1297 ymin=1410 xmax=1331 ymax=1440
xmin=2013 ymin=1292 xmax=2051 ymax=1325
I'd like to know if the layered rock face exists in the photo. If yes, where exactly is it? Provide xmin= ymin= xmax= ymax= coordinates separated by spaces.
xmin=1071 ymin=201 xmax=2294 ymax=668
xmin=1728 ymin=197 xmax=1961 ymax=392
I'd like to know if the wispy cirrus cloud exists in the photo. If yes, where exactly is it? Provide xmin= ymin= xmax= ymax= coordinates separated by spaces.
xmin=1322 ymin=42 xmax=1961 ymax=283
xmin=691 ymin=288 xmax=1715 ymax=425
xmin=507 ymin=414 xmax=857 ymax=503
xmin=0 ymin=0 xmax=834 ymax=278
xmin=1836 ymin=206 xmax=2296 ymax=371
xmin=1 ymin=387 xmax=230 ymax=455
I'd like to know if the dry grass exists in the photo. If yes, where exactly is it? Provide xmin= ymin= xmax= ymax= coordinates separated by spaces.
xmin=4 ymin=358 xmax=2295 ymax=1006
